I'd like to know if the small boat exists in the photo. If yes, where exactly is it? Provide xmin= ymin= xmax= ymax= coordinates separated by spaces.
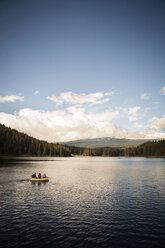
xmin=30 ymin=177 xmax=49 ymax=182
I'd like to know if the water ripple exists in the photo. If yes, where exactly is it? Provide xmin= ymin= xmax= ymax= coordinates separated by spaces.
xmin=0 ymin=157 xmax=165 ymax=248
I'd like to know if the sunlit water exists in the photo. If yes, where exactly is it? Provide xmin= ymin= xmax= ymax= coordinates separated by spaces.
xmin=0 ymin=157 xmax=165 ymax=248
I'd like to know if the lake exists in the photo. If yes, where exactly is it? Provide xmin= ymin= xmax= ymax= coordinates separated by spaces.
xmin=0 ymin=157 xmax=165 ymax=248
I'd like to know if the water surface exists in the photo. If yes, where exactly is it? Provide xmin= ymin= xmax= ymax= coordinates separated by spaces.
xmin=0 ymin=157 xmax=165 ymax=248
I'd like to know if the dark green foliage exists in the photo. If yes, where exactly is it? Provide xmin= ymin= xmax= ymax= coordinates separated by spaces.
xmin=125 ymin=140 xmax=165 ymax=157
xmin=0 ymin=124 xmax=71 ymax=156
xmin=69 ymin=146 xmax=124 ymax=157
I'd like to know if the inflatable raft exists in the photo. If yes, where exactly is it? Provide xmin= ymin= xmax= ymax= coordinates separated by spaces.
xmin=30 ymin=177 xmax=49 ymax=182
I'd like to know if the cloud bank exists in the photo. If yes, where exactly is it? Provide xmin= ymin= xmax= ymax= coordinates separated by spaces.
xmin=0 ymin=95 xmax=24 ymax=103
xmin=47 ymin=91 xmax=114 ymax=106
xmin=0 ymin=107 xmax=147 ymax=142
xmin=0 ymin=90 xmax=164 ymax=142
xmin=149 ymin=115 xmax=165 ymax=131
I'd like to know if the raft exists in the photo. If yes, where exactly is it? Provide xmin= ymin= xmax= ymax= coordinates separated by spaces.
xmin=30 ymin=177 xmax=49 ymax=182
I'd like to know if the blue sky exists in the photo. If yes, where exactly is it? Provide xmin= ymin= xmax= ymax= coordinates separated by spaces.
xmin=0 ymin=0 xmax=165 ymax=142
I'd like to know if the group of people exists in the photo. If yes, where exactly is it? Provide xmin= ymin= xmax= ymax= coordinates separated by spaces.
xmin=31 ymin=172 xmax=47 ymax=179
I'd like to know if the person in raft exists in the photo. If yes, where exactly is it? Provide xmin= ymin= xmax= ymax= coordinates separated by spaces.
xmin=31 ymin=172 xmax=36 ymax=178
xmin=38 ymin=173 xmax=41 ymax=179
xmin=43 ymin=173 xmax=47 ymax=178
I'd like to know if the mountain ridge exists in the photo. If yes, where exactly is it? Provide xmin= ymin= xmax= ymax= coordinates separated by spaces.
xmin=61 ymin=137 xmax=156 ymax=148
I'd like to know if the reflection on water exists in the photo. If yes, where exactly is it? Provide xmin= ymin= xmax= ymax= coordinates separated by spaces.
xmin=0 ymin=157 xmax=165 ymax=248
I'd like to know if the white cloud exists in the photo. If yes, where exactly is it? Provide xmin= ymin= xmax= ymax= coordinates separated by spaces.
xmin=160 ymin=86 xmax=165 ymax=95
xmin=34 ymin=90 xmax=39 ymax=95
xmin=128 ymin=106 xmax=141 ymax=122
xmin=146 ymin=132 xmax=165 ymax=139
xmin=0 ymin=95 xmax=24 ymax=103
xmin=104 ymin=92 xmax=114 ymax=96
xmin=47 ymin=95 xmax=63 ymax=105
xmin=47 ymin=91 xmax=114 ymax=106
xmin=133 ymin=123 xmax=143 ymax=129
xmin=148 ymin=115 xmax=165 ymax=131
xmin=140 ymin=93 xmax=149 ymax=100
xmin=0 ymin=107 xmax=145 ymax=142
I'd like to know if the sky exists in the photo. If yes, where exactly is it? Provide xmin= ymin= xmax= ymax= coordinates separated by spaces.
xmin=0 ymin=0 xmax=165 ymax=142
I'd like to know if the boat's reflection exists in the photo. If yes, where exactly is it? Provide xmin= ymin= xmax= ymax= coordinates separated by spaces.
xmin=30 ymin=181 xmax=48 ymax=186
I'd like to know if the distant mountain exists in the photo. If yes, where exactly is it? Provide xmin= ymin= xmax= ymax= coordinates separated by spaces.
xmin=62 ymin=137 xmax=155 ymax=148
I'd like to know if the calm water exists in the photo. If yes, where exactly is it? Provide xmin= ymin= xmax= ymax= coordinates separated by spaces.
xmin=0 ymin=157 xmax=165 ymax=248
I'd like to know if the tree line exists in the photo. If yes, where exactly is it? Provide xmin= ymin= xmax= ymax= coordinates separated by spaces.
xmin=125 ymin=140 xmax=165 ymax=157
xmin=0 ymin=124 xmax=71 ymax=156
xmin=0 ymin=124 xmax=164 ymax=157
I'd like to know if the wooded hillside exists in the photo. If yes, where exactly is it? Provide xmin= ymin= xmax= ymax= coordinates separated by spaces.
xmin=0 ymin=124 xmax=71 ymax=156
xmin=125 ymin=140 xmax=165 ymax=157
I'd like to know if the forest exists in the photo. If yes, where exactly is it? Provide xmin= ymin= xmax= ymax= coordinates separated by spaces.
xmin=0 ymin=124 xmax=71 ymax=157
xmin=125 ymin=140 xmax=165 ymax=157
xmin=0 ymin=123 xmax=165 ymax=157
